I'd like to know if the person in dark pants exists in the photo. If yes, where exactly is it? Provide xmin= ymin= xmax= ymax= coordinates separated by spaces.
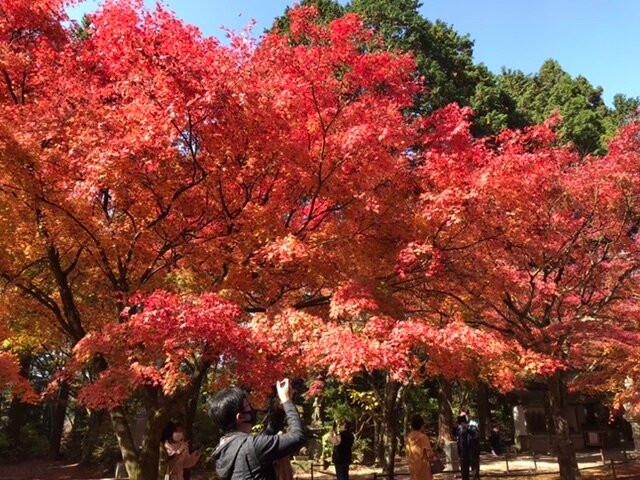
xmin=489 ymin=426 xmax=502 ymax=456
xmin=210 ymin=379 xmax=306 ymax=480
xmin=329 ymin=421 xmax=355 ymax=480
xmin=456 ymin=416 xmax=480 ymax=480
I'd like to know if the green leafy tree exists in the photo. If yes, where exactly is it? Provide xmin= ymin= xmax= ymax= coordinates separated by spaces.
xmin=498 ymin=60 xmax=609 ymax=155
xmin=603 ymin=93 xmax=640 ymax=140
xmin=272 ymin=0 xmax=345 ymax=32
xmin=470 ymin=77 xmax=528 ymax=136
xmin=349 ymin=0 xmax=496 ymax=116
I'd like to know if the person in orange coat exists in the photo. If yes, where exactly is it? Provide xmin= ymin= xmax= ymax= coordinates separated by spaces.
xmin=405 ymin=415 xmax=434 ymax=480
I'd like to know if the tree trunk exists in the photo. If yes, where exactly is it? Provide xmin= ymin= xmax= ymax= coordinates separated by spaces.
xmin=138 ymin=408 xmax=170 ymax=480
xmin=374 ymin=416 xmax=384 ymax=467
xmin=438 ymin=378 xmax=454 ymax=442
xmin=183 ymin=362 xmax=210 ymax=480
xmin=477 ymin=382 xmax=491 ymax=441
xmin=401 ymin=387 xmax=410 ymax=453
xmin=110 ymin=407 xmax=141 ymax=479
xmin=381 ymin=380 xmax=401 ymax=475
xmin=48 ymin=381 xmax=70 ymax=459
xmin=184 ymin=392 xmax=198 ymax=480
xmin=6 ymin=396 xmax=27 ymax=451
xmin=80 ymin=409 xmax=105 ymax=466
xmin=70 ymin=404 xmax=88 ymax=458
xmin=5 ymin=355 xmax=32 ymax=451
xmin=548 ymin=372 xmax=580 ymax=480
xmin=110 ymin=403 xmax=180 ymax=480
xmin=185 ymin=389 xmax=198 ymax=443
xmin=185 ymin=361 xmax=210 ymax=441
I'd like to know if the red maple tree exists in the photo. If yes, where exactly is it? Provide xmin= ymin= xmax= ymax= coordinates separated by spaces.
xmin=0 ymin=3 xmax=638 ymax=480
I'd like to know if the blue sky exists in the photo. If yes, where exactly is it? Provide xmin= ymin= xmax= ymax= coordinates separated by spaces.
xmin=68 ymin=1 xmax=640 ymax=106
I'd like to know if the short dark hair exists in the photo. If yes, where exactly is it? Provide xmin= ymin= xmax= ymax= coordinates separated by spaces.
xmin=208 ymin=387 xmax=247 ymax=433
xmin=457 ymin=415 xmax=469 ymax=425
xmin=411 ymin=415 xmax=425 ymax=431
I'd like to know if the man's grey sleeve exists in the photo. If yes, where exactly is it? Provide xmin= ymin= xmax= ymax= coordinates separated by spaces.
xmin=252 ymin=401 xmax=306 ymax=462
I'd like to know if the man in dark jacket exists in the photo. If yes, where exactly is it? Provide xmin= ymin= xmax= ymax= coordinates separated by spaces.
xmin=456 ymin=416 xmax=480 ymax=480
xmin=329 ymin=421 xmax=355 ymax=480
xmin=210 ymin=379 xmax=306 ymax=480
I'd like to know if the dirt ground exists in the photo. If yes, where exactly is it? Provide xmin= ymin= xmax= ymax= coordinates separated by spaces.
xmin=0 ymin=460 xmax=105 ymax=480
xmin=295 ymin=453 xmax=640 ymax=480
xmin=2 ymin=453 xmax=640 ymax=480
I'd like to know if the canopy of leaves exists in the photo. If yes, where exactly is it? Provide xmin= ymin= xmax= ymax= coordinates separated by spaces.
xmin=0 ymin=0 xmax=638 ymax=422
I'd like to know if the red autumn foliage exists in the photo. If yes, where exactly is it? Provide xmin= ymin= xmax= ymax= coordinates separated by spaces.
xmin=0 ymin=2 xmax=639 ymax=478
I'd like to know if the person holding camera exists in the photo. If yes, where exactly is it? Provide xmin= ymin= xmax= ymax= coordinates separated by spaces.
xmin=210 ymin=379 xmax=306 ymax=480
xmin=328 ymin=420 xmax=355 ymax=480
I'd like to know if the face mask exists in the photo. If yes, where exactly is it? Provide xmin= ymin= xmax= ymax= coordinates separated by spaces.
xmin=173 ymin=432 xmax=184 ymax=442
xmin=240 ymin=408 xmax=257 ymax=425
